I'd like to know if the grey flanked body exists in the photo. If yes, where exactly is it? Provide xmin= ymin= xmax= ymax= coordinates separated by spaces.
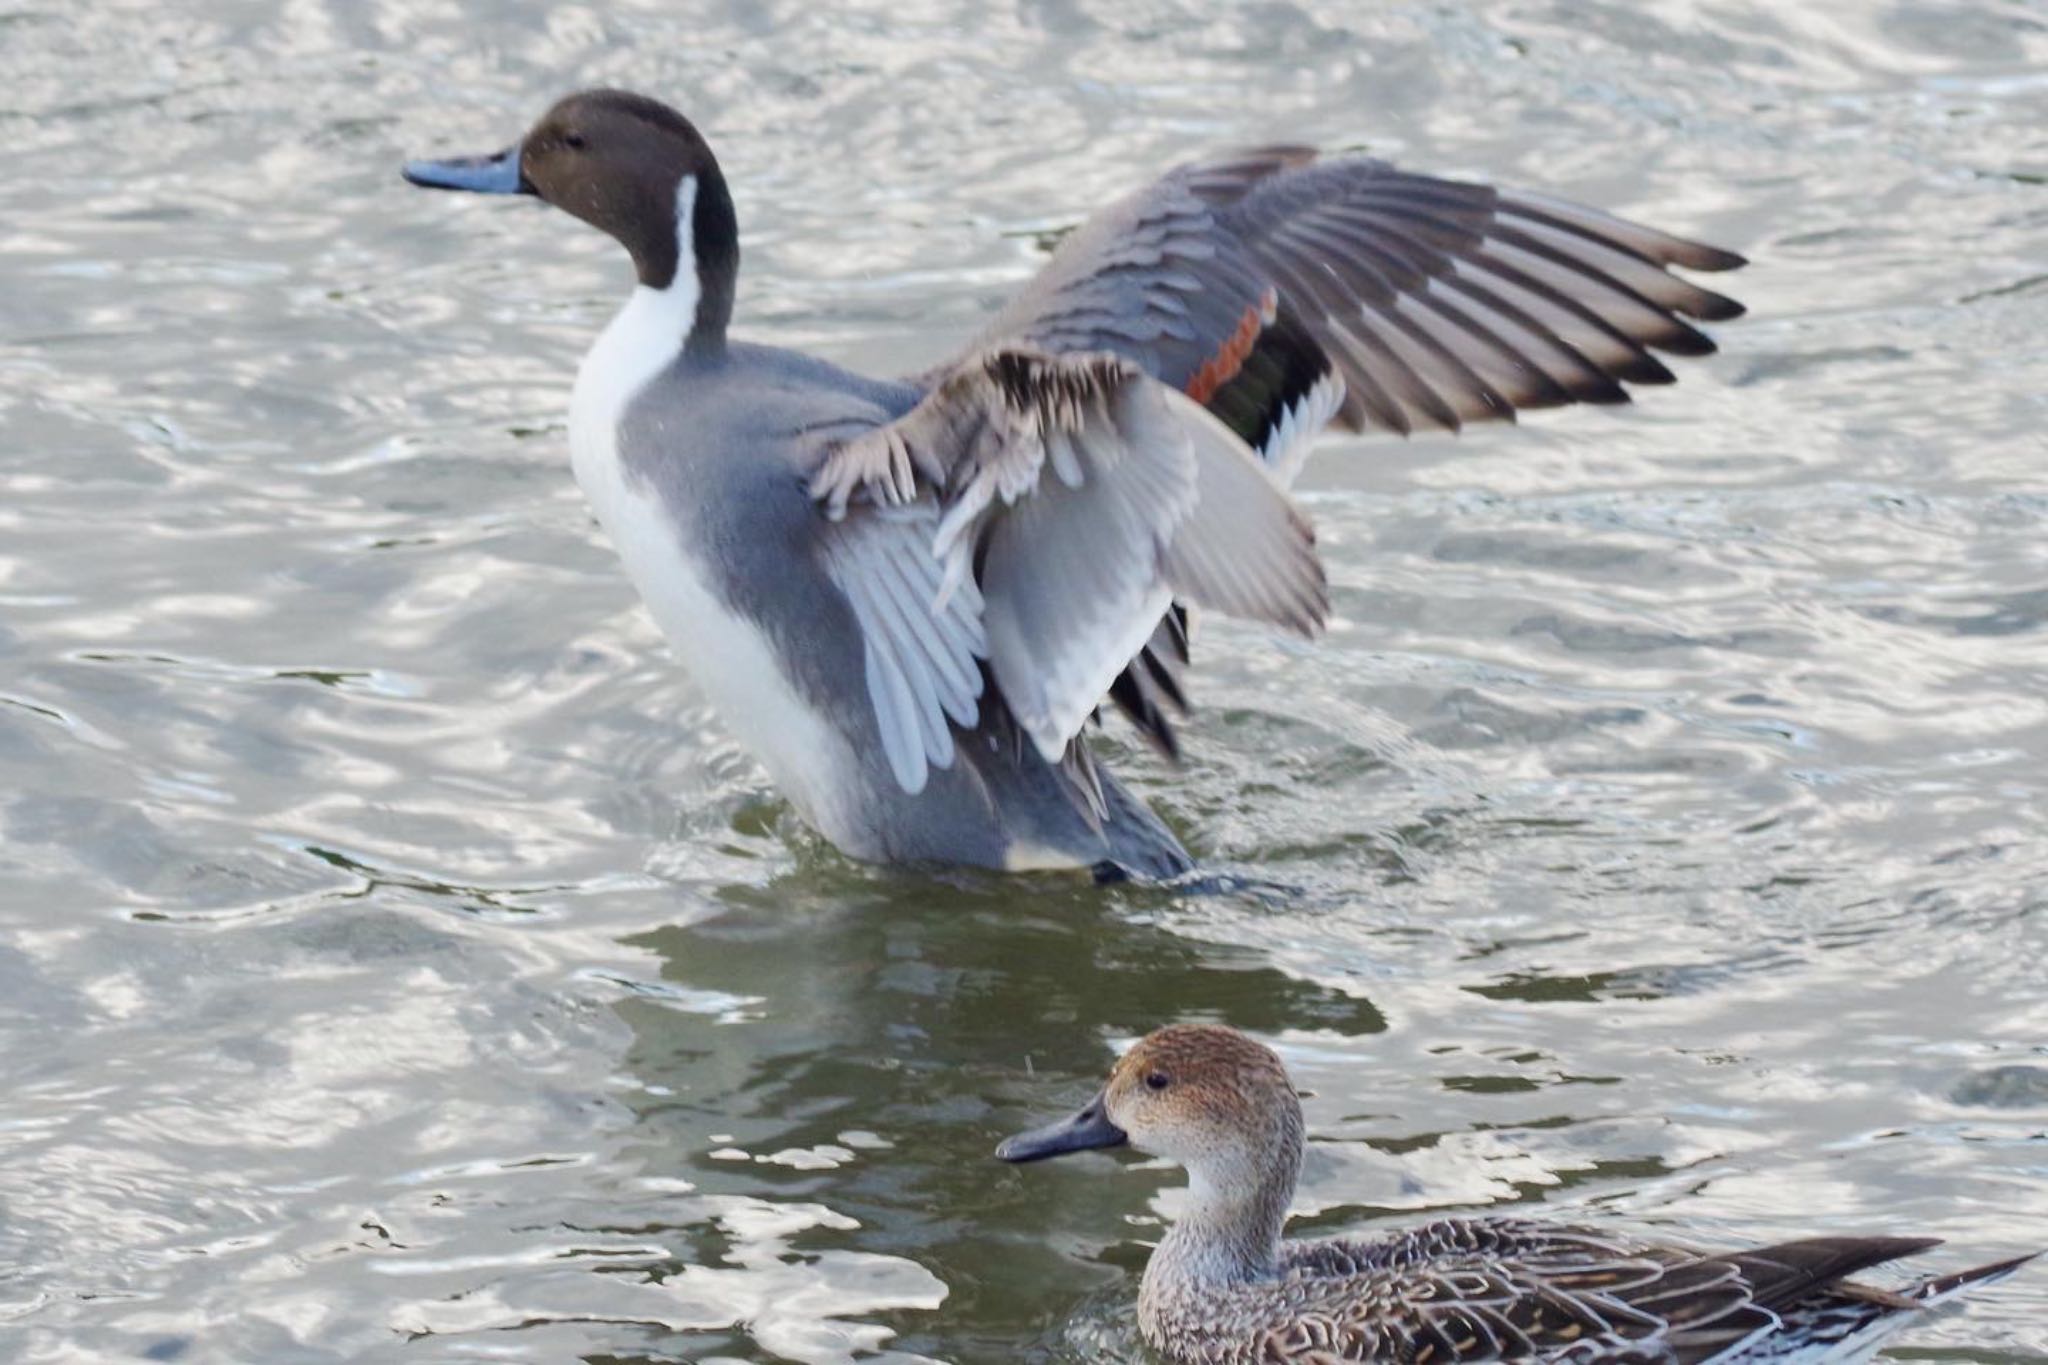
xmin=616 ymin=345 xmax=1186 ymax=872
xmin=998 ymin=1024 xmax=2037 ymax=1363
xmin=405 ymin=88 xmax=1748 ymax=876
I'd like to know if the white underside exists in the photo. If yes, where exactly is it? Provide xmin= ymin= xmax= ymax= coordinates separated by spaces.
xmin=1259 ymin=371 xmax=1347 ymax=488
xmin=1002 ymin=841 xmax=1089 ymax=872
xmin=566 ymin=177 xmax=866 ymax=850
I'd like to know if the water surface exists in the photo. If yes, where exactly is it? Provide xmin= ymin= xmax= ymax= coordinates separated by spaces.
xmin=3 ymin=1 xmax=2046 ymax=1361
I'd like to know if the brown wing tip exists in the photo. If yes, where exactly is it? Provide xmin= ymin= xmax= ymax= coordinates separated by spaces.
xmin=1690 ymin=289 xmax=1747 ymax=322
xmin=1676 ymin=243 xmax=1749 ymax=274
xmin=1732 ymin=1235 xmax=1946 ymax=1310
xmin=1648 ymin=319 xmax=1721 ymax=357
xmin=1915 ymin=1249 xmax=2042 ymax=1302
xmin=1501 ymin=188 xmax=1748 ymax=273
xmin=1571 ymin=374 xmax=1633 ymax=405
xmin=1611 ymin=352 xmax=1679 ymax=385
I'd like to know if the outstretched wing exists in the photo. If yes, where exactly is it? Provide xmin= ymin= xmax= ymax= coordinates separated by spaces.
xmin=1256 ymin=1220 xmax=1939 ymax=1365
xmin=810 ymin=347 xmax=1324 ymax=782
xmin=972 ymin=149 xmax=1746 ymax=753
xmin=979 ymin=148 xmax=1744 ymax=452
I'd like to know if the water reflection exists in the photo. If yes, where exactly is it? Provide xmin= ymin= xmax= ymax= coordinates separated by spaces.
xmin=2 ymin=0 xmax=2047 ymax=1359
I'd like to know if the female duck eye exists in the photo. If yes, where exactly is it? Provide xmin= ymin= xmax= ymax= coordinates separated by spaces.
xmin=1144 ymin=1071 xmax=1171 ymax=1092
xmin=564 ymin=133 xmax=587 ymax=150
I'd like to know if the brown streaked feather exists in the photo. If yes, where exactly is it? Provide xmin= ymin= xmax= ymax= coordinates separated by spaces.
xmin=1179 ymin=1220 xmax=1972 ymax=1365
xmin=1726 ymin=1236 xmax=1942 ymax=1311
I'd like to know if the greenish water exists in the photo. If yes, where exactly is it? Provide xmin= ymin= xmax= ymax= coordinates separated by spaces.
xmin=2 ymin=1 xmax=2046 ymax=1361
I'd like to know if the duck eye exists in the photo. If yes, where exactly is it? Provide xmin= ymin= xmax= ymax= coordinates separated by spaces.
xmin=564 ymin=132 xmax=588 ymax=151
xmin=1144 ymin=1071 xmax=1171 ymax=1092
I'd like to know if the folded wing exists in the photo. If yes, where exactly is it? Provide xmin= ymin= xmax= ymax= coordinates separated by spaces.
xmin=1270 ymin=1220 xmax=1942 ymax=1365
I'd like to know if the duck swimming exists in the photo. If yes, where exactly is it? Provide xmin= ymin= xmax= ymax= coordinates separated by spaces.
xmin=997 ymin=1024 xmax=2034 ymax=1363
xmin=403 ymin=89 xmax=1744 ymax=878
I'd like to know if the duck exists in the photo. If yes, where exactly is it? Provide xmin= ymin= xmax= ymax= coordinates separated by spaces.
xmin=402 ymin=89 xmax=1745 ymax=879
xmin=996 ymin=1023 xmax=2035 ymax=1363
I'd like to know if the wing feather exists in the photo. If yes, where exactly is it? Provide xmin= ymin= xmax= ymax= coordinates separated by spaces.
xmin=842 ymin=148 xmax=1743 ymax=771
xmin=812 ymin=347 xmax=1325 ymax=767
xmin=818 ymin=504 xmax=988 ymax=794
xmin=1216 ymin=1220 xmax=1962 ymax=1365
xmin=862 ymin=598 xmax=930 ymax=793
xmin=977 ymin=149 xmax=1741 ymax=453
xmin=861 ymin=547 xmax=957 ymax=767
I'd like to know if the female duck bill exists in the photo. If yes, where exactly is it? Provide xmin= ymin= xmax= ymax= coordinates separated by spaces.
xmin=994 ymin=1090 xmax=1127 ymax=1163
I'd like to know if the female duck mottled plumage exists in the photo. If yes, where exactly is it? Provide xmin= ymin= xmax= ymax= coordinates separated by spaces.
xmin=997 ymin=1024 xmax=2034 ymax=1363
xmin=404 ymin=90 xmax=1744 ymax=876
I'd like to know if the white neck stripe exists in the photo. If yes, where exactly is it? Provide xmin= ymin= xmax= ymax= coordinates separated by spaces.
xmin=669 ymin=173 xmax=698 ymax=305
xmin=568 ymin=175 xmax=703 ymax=472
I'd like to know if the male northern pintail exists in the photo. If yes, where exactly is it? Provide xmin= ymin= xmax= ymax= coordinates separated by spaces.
xmin=403 ymin=89 xmax=1744 ymax=878
xmin=997 ymin=1024 xmax=2034 ymax=1363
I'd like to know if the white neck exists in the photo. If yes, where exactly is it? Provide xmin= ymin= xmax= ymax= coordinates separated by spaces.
xmin=570 ymin=175 xmax=702 ymax=480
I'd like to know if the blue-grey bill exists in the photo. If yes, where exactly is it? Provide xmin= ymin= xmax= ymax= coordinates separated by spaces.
xmin=995 ymin=1090 xmax=1127 ymax=1162
xmin=401 ymin=145 xmax=528 ymax=194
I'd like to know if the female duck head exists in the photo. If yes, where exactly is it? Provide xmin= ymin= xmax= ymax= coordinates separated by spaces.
xmin=403 ymin=88 xmax=738 ymax=353
xmin=998 ymin=1023 xmax=1306 ymax=1217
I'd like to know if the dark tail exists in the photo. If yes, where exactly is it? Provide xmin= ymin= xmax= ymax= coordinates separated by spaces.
xmin=1095 ymin=770 xmax=1193 ymax=881
xmin=1734 ymin=1237 xmax=2039 ymax=1311
xmin=1730 ymin=1236 xmax=1944 ymax=1311
xmin=1731 ymin=1239 xmax=2037 ymax=1358
xmin=1910 ymin=1249 xmax=2041 ymax=1304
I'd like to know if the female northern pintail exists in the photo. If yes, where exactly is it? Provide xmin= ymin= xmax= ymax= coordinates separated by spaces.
xmin=403 ymin=89 xmax=1745 ymax=878
xmin=998 ymin=1024 xmax=2034 ymax=1363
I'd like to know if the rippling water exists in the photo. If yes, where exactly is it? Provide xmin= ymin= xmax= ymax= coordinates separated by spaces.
xmin=4 ymin=1 xmax=2047 ymax=1361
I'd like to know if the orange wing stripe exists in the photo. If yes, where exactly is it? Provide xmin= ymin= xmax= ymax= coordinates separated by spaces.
xmin=1182 ymin=287 xmax=1278 ymax=405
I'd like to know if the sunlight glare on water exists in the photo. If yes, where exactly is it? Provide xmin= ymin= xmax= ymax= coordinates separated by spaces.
xmin=1 ymin=1 xmax=2045 ymax=1362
